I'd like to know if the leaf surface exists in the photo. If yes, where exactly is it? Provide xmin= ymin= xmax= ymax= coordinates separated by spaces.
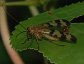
xmin=11 ymin=1 xmax=84 ymax=64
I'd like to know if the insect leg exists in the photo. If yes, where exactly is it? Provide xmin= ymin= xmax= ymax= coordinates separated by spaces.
xmin=22 ymin=31 xmax=34 ymax=48
xmin=28 ymin=34 xmax=40 ymax=50
xmin=15 ymin=31 xmax=26 ymax=41
xmin=21 ymin=37 xmax=33 ymax=48
xmin=36 ymin=40 xmax=39 ymax=50
xmin=35 ymin=38 xmax=39 ymax=50
xmin=19 ymin=31 xmax=31 ymax=40
xmin=16 ymin=31 xmax=26 ymax=38
xmin=27 ymin=31 xmax=30 ymax=41
xmin=22 ymin=38 xmax=33 ymax=48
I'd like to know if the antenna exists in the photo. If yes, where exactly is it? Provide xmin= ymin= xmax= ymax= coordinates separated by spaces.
xmin=3 ymin=7 xmax=26 ymax=30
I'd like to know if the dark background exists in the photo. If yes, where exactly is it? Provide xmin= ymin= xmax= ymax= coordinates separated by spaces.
xmin=0 ymin=0 xmax=84 ymax=64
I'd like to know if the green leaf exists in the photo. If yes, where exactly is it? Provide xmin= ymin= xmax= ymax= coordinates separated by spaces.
xmin=10 ymin=1 xmax=84 ymax=64
xmin=11 ymin=1 xmax=84 ymax=50
xmin=11 ymin=23 xmax=84 ymax=64
xmin=50 ymin=1 xmax=84 ymax=21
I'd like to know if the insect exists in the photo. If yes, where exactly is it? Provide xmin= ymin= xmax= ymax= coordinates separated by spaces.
xmin=16 ymin=23 xmax=64 ymax=50
xmin=15 ymin=19 xmax=77 ymax=50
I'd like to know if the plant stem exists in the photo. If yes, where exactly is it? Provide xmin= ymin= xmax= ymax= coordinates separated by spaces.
xmin=0 ymin=0 xmax=24 ymax=64
xmin=0 ymin=1 xmax=36 ymax=6
xmin=28 ymin=6 xmax=39 ymax=16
